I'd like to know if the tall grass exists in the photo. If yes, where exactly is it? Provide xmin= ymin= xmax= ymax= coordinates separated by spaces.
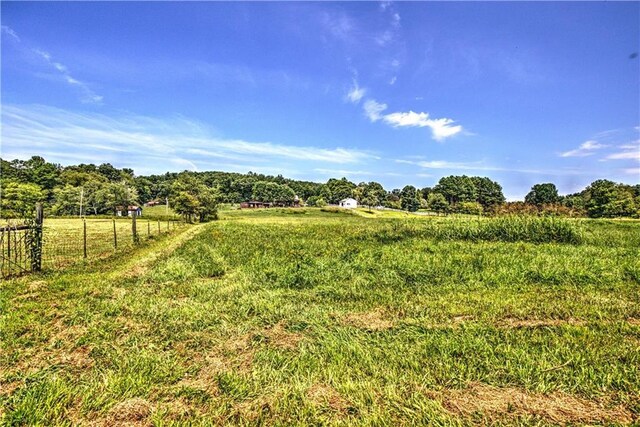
xmin=424 ymin=215 xmax=584 ymax=244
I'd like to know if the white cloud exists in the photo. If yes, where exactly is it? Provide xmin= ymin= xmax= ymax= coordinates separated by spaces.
xmin=389 ymin=76 xmax=397 ymax=85
xmin=346 ymin=80 xmax=366 ymax=103
xmin=560 ymin=140 xmax=607 ymax=157
xmin=2 ymin=26 xmax=102 ymax=104
xmin=604 ymin=140 xmax=640 ymax=161
xmin=32 ymin=48 xmax=103 ymax=104
xmin=363 ymin=99 xmax=462 ymax=141
xmin=396 ymin=158 xmax=585 ymax=176
xmin=607 ymin=151 xmax=640 ymax=160
xmin=363 ymin=99 xmax=388 ymax=122
xmin=1 ymin=25 xmax=20 ymax=41
xmin=1 ymin=105 xmax=376 ymax=170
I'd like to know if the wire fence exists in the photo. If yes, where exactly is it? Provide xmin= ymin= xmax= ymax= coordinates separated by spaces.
xmin=1 ymin=215 xmax=187 ymax=278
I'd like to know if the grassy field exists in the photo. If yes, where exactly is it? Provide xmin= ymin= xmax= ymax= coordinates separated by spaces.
xmin=1 ymin=209 xmax=639 ymax=425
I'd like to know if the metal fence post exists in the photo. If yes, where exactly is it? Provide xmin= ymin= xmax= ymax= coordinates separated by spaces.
xmin=83 ymin=218 xmax=87 ymax=259
xmin=113 ymin=219 xmax=117 ymax=250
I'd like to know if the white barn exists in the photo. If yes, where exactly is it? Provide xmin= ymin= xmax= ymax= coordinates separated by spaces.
xmin=339 ymin=198 xmax=358 ymax=209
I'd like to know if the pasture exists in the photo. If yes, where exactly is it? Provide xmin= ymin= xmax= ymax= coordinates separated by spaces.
xmin=1 ymin=209 xmax=639 ymax=425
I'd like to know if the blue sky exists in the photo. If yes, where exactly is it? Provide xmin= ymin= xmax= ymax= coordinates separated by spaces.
xmin=1 ymin=1 xmax=638 ymax=199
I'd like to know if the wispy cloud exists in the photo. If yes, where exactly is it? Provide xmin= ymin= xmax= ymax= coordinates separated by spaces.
xmin=346 ymin=79 xmax=366 ymax=103
xmin=364 ymin=99 xmax=463 ymax=141
xmin=604 ymin=140 xmax=640 ymax=161
xmin=396 ymin=159 xmax=585 ymax=176
xmin=32 ymin=48 xmax=103 ymax=104
xmin=1 ymin=105 xmax=376 ymax=172
xmin=3 ymin=26 xmax=102 ymax=104
xmin=1 ymin=25 xmax=20 ymax=41
xmin=363 ymin=99 xmax=387 ymax=122
xmin=560 ymin=140 xmax=607 ymax=157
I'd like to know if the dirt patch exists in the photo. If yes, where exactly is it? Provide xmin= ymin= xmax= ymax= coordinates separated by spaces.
xmin=177 ymin=355 xmax=226 ymax=395
xmin=342 ymin=308 xmax=394 ymax=331
xmin=232 ymin=395 xmax=278 ymax=423
xmin=108 ymin=398 xmax=153 ymax=422
xmin=262 ymin=322 xmax=303 ymax=350
xmin=0 ymin=381 xmax=21 ymax=396
xmin=452 ymin=315 xmax=475 ymax=325
xmin=54 ymin=345 xmax=94 ymax=370
xmin=497 ymin=317 xmax=585 ymax=328
xmin=627 ymin=318 xmax=640 ymax=326
xmin=307 ymin=383 xmax=351 ymax=414
xmin=432 ymin=382 xmax=632 ymax=424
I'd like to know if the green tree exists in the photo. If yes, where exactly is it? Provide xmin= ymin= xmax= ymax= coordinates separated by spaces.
xmin=434 ymin=175 xmax=477 ymax=205
xmin=0 ymin=182 xmax=46 ymax=217
xmin=171 ymin=174 xmax=220 ymax=222
xmin=51 ymin=185 xmax=82 ymax=216
xmin=400 ymin=185 xmax=420 ymax=212
xmin=354 ymin=181 xmax=385 ymax=208
xmin=584 ymin=180 xmax=637 ymax=218
xmin=524 ymin=183 xmax=560 ymax=206
xmin=471 ymin=177 xmax=505 ymax=209
xmin=426 ymin=193 xmax=449 ymax=214
xmin=325 ymin=178 xmax=356 ymax=204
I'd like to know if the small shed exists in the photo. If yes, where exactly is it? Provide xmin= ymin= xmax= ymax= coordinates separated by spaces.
xmin=339 ymin=198 xmax=358 ymax=209
xmin=116 ymin=205 xmax=143 ymax=217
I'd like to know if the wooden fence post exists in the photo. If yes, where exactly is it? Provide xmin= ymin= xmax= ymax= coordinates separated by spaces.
xmin=132 ymin=212 xmax=138 ymax=244
xmin=83 ymin=218 xmax=87 ymax=259
xmin=157 ymin=220 xmax=160 ymax=235
xmin=113 ymin=219 xmax=117 ymax=250
xmin=31 ymin=203 xmax=43 ymax=272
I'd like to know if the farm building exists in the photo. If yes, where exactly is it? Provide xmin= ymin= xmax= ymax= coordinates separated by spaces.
xmin=339 ymin=198 xmax=358 ymax=209
xmin=116 ymin=206 xmax=143 ymax=217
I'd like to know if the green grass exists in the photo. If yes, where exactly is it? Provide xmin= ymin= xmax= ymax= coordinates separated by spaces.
xmin=1 ymin=210 xmax=639 ymax=425
xmin=141 ymin=205 xmax=181 ymax=220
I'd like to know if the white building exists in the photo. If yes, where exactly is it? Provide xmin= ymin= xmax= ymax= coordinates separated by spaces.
xmin=339 ymin=198 xmax=358 ymax=209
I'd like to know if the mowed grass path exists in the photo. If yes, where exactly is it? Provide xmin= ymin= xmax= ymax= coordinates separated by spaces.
xmin=1 ymin=209 xmax=639 ymax=425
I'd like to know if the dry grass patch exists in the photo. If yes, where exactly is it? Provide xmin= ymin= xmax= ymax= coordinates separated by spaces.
xmin=341 ymin=308 xmax=395 ymax=331
xmin=433 ymin=382 xmax=633 ymax=425
xmin=262 ymin=321 xmax=303 ymax=350
xmin=497 ymin=317 xmax=586 ymax=328
xmin=627 ymin=318 xmax=640 ymax=326
xmin=105 ymin=398 xmax=153 ymax=424
xmin=307 ymin=383 xmax=351 ymax=414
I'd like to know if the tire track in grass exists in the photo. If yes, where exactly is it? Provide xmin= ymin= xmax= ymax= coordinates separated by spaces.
xmin=108 ymin=222 xmax=211 ymax=281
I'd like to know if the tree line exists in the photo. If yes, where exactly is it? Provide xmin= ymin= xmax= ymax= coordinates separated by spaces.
xmin=1 ymin=156 xmax=638 ymax=221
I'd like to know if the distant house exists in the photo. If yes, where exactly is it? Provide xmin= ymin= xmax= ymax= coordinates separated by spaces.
xmin=144 ymin=199 xmax=162 ymax=207
xmin=339 ymin=198 xmax=358 ymax=209
xmin=116 ymin=205 xmax=143 ymax=217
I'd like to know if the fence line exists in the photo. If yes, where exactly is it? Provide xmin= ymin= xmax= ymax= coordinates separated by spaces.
xmin=1 ymin=211 xmax=187 ymax=278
